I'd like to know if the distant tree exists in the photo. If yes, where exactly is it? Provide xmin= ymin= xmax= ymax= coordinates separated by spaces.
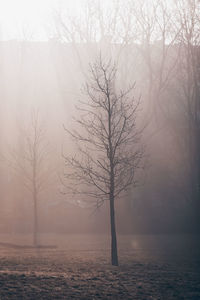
xmin=63 ymin=57 xmax=144 ymax=266
xmin=130 ymin=0 xmax=180 ymax=123
xmin=10 ymin=110 xmax=50 ymax=246
xmin=174 ymin=0 xmax=200 ymax=230
xmin=53 ymin=0 xmax=137 ymax=74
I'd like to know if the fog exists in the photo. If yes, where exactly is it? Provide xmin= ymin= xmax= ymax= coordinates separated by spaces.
xmin=0 ymin=0 xmax=199 ymax=239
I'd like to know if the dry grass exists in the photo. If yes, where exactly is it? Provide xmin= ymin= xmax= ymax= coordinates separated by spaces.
xmin=0 ymin=234 xmax=199 ymax=299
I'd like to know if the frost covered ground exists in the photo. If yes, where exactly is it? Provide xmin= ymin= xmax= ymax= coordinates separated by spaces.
xmin=0 ymin=234 xmax=199 ymax=299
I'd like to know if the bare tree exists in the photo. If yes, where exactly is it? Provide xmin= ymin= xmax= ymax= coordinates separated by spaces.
xmin=9 ymin=110 xmax=51 ymax=246
xmin=130 ymin=0 xmax=181 ymax=124
xmin=53 ymin=0 xmax=133 ymax=76
xmin=63 ymin=57 xmax=143 ymax=266
xmin=174 ymin=0 xmax=200 ymax=229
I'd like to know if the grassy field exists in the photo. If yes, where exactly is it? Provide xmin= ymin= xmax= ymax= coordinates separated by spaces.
xmin=0 ymin=234 xmax=199 ymax=299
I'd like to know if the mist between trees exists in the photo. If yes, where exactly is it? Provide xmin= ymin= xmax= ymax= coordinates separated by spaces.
xmin=0 ymin=0 xmax=199 ymax=255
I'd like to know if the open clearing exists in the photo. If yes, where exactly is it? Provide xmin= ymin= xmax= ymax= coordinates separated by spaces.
xmin=0 ymin=234 xmax=199 ymax=299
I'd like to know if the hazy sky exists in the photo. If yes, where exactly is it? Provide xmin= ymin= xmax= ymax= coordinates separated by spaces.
xmin=0 ymin=0 xmax=83 ymax=40
xmin=0 ymin=0 xmax=176 ymax=41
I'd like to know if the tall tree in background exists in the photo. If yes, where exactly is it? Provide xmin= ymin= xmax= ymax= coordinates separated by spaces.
xmin=10 ymin=111 xmax=50 ymax=246
xmin=64 ymin=57 xmax=143 ymax=265
xmin=175 ymin=0 xmax=200 ymax=229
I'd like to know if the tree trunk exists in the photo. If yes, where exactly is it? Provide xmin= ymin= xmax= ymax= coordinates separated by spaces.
xmin=109 ymin=194 xmax=118 ymax=266
xmin=33 ymin=192 xmax=38 ymax=247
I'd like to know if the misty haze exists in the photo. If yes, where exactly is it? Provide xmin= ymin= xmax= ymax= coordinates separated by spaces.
xmin=0 ymin=0 xmax=199 ymax=299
